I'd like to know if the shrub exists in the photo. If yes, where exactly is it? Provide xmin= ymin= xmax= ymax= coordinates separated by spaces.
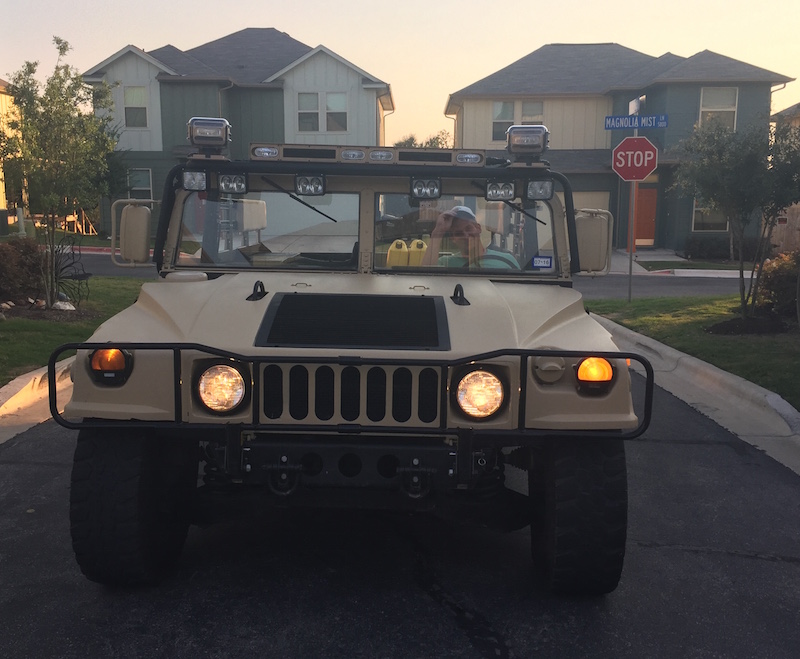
xmin=683 ymin=234 xmax=764 ymax=261
xmin=0 ymin=237 xmax=43 ymax=302
xmin=757 ymin=250 xmax=800 ymax=318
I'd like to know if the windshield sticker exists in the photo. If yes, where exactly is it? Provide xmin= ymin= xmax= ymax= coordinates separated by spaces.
xmin=531 ymin=256 xmax=553 ymax=269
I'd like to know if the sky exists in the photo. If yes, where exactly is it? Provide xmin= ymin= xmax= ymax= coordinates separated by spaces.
xmin=2 ymin=0 xmax=799 ymax=144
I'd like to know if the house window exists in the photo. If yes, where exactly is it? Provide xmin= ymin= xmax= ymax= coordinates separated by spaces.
xmin=124 ymin=87 xmax=148 ymax=128
xmin=128 ymin=168 xmax=152 ymax=201
xmin=326 ymin=92 xmax=347 ymax=132
xmin=298 ymin=92 xmax=348 ymax=132
xmin=492 ymin=101 xmax=514 ymax=141
xmin=699 ymin=87 xmax=737 ymax=130
xmin=298 ymin=93 xmax=319 ymax=132
xmin=692 ymin=201 xmax=728 ymax=232
xmin=521 ymin=100 xmax=544 ymax=125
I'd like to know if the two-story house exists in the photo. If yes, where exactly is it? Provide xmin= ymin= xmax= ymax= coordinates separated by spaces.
xmin=83 ymin=28 xmax=394 ymax=231
xmin=0 ymin=77 xmax=11 ymax=232
xmin=445 ymin=43 xmax=793 ymax=253
xmin=771 ymin=102 xmax=800 ymax=253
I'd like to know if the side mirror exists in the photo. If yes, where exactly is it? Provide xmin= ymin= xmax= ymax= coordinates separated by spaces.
xmin=111 ymin=200 xmax=153 ymax=267
xmin=574 ymin=209 xmax=613 ymax=275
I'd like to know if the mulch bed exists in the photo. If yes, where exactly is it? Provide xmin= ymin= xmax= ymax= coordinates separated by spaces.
xmin=706 ymin=313 xmax=789 ymax=335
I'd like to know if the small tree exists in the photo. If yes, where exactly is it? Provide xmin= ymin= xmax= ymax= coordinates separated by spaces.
xmin=0 ymin=37 xmax=118 ymax=307
xmin=674 ymin=119 xmax=800 ymax=319
xmin=394 ymin=130 xmax=452 ymax=149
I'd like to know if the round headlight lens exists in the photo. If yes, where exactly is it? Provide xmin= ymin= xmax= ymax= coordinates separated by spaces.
xmin=456 ymin=370 xmax=504 ymax=418
xmin=198 ymin=365 xmax=246 ymax=413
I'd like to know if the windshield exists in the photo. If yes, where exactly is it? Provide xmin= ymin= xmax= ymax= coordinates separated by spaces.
xmin=374 ymin=194 xmax=557 ymax=274
xmin=174 ymin=191 xmax=360 ymax=270
xmin=169 ymin=186 xmax=558 ymax=275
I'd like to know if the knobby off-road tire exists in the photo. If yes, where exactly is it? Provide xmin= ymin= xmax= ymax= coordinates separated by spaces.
xmin=70 ymin=429 xmax=198 ymax=586
xmin=528 ymin=438 xmax=627 ymax=596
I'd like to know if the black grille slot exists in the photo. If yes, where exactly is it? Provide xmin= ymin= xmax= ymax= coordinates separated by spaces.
xmin=341 ymin=367 xmax=361 ymax=421
xmin=366 ymin=367 xmax=387 ymax=421
xmin=263 ymin=365 xmax=283 ymax=419
xmin=261 ymin=364 xmax=439 ymax=425
xmin=289 ymin=366 xmax=309 ymax=420
xmin=418 ymin=368 xmax=439 ymax=423
xmin=315 ymin=366 xmax=335 ymax=420
xmin=392 ymin=368 xmax=413 ymax=422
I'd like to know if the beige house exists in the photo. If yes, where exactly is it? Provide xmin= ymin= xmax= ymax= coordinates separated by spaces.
xmin=772 ymin=102 xmax=800 ymax=253
xmin=0 ymin=77 xmax=10 ymax=224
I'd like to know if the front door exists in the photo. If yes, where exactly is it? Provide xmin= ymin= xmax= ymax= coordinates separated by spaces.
xmin=635 ymin=187 xmax=657 ymax=246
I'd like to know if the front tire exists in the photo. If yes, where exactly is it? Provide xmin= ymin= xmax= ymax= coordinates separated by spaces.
xmin=528 ymin=438 xmax=628 ymax=596
xmin=69 ymin=429 xmax=197 ymax=586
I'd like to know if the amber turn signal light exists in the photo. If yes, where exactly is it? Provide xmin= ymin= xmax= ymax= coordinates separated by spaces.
xmin=576 ymin=357 xmax=614 ymax=383
xmin=89 ymin=348 xmax=132 ymax=385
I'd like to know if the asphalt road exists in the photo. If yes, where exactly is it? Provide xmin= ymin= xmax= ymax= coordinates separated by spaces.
xmin=2 ymin=385 xmax=799 ymax=658
xmin=79 ymin=253 xmax=742 ymax=299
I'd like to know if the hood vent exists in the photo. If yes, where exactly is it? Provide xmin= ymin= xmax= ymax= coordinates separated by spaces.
xmin=255 ymin=293 xmax=450 ymax=350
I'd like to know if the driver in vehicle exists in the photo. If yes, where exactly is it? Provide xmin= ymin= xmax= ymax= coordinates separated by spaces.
xmin=421 ymin=205 xmax=519 ymax=269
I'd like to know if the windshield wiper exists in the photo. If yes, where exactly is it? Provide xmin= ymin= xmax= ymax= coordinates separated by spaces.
xmin=261 ymin=176 xmax=338 ymax=223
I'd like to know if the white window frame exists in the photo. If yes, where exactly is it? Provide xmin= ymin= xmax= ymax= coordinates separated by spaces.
xmin=521 ymin=100 xmax=544 ymax=125
xmin=699 ymin=87 xmax=738 ymax=130
xmin=123 ymin=86 xmax=148 ymax=129
xmin=298 ymin=92 xmax=349 ymax=133
xmin=492 ymin=101 xmax=514 ymax=142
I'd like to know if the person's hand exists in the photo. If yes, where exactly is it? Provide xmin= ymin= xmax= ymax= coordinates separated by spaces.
xmin=432 ymin=212 xmax=454 ymax=237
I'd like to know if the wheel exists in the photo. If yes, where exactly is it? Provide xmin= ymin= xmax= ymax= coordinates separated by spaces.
xmin=69 ymin=429 xmax=198 ymax=586
xmin=528 ymin=438 xmax=627 ymax=596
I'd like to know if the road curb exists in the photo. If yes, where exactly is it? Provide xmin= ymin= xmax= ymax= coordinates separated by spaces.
xmin=0 ymin=358 xmax=74 ymax=417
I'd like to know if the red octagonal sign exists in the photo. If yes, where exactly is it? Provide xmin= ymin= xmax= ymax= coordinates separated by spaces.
xmin=612 ymin=136 xmax=658 ymax=181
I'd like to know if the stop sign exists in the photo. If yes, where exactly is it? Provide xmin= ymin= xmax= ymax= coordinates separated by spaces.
xmin=612 ymin=136 xmax=658 ymax=181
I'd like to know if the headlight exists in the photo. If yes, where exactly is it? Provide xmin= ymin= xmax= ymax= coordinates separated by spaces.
xmin=410 ymin=178 xmax=441 ymax=199
xmin=456 ymin=370 xmax=504 ymax=418
xmin=197 ymin=364 xmax=247 ymax=413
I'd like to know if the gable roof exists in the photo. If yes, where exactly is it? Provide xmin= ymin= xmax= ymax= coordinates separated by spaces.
xmin=446 ymin=43 xmax=794 ymax=113
xmin=83 ymin=44 xmax=179 ymax=79
xmin=772 ymin=101 xmax=800 ymax=121
xmin=650 ymin=50 xmax=793 ymax=85
xmin=169 ymin=28 xmax=313 ymax=84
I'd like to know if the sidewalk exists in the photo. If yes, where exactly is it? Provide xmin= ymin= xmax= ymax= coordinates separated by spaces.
xmin=608 ymin=248 xmax=740 ymax=278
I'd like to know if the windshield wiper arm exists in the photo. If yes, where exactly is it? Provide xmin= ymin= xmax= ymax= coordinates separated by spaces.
xmin=261 ymin=176 xmax=338 ymax=222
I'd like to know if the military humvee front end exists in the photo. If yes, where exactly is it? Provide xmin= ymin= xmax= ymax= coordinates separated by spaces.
xmin=51 ymin=119 xmax=653 ymax=595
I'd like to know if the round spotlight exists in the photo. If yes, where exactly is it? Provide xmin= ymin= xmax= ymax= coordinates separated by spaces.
xmin=456 ymin=370 xmax=504 ymax=418
xmin=198 ymin=364 xmax=246 ymax=413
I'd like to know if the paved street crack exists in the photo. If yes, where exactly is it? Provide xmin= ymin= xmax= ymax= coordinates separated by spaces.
xmin=414 ymin=552 xmax=511 ymax=659
xmin=634 ymin=540 xmax=800 ymax=565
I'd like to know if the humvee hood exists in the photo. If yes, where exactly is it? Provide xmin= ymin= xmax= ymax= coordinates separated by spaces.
xmin=93 ymin=273 xmax=606 ymax=355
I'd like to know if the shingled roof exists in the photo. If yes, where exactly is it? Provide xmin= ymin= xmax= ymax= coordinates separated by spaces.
xmin=142 ymin=28 xmax=313 ymax=84
xmin=447 ymin=43 xmax=793 ymax=111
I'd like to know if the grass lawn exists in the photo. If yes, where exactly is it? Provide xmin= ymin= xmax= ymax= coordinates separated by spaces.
xmin=0 ymin=277 xmax=143 ymax=387
xmin=585 ymin=295 xmax=800 ymax=412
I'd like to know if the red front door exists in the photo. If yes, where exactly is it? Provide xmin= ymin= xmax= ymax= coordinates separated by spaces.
xmin=635 ymin=188 xmax=657 ymax=246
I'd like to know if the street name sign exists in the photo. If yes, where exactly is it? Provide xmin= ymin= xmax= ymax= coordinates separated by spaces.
xmin=605 ymin=114 xmax=668 ymax=130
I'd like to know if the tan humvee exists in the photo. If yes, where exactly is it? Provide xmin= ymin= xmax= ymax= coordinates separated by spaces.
xmin=51 ymin=120 xmax=653 ymax=595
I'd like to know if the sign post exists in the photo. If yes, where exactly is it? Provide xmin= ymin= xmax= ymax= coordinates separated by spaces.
xmin=611 ymin=136 xmax=658 ymax=301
